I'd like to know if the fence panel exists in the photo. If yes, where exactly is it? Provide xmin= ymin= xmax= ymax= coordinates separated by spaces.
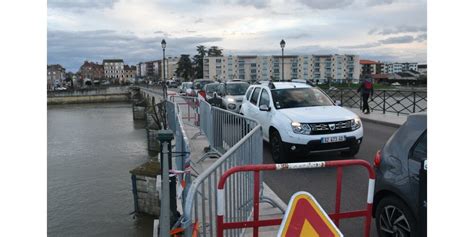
xmin=325 ymin=89 xmax=427 ymax=115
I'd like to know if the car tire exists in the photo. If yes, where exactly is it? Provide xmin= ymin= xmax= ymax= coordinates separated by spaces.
xmin=270 ymin=130 xmax=287 ymax=163
xmin=340 ymin=144 xmax=360 ymax=157
xmin=375 ymin=195 xmax=418 ymax=237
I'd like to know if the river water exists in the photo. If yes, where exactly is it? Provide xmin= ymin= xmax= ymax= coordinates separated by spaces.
xmin=48 ymin=103 xmax=153 ymax=237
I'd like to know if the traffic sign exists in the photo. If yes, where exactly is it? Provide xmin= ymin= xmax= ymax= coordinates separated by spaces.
xmin=277 ymin=191 xmax=343 ymax=237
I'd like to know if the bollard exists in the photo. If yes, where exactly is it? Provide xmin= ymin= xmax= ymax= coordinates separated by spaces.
xmin=157 ymin=130 xmax=178 ymax=236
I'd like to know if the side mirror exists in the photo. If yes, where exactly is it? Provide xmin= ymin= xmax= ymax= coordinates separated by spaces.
xmin=259 ymin=104 xmax=271 ymax=111
xmin=335 ymin=100 xmax=342 ymax=106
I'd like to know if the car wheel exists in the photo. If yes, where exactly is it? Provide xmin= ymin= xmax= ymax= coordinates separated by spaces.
xmin=375 ymin=196 xmax=418 ymax=237
xmin=270 ymin=130 xmax=287 ymax=163
xmin=340 ymin=144 xmax=360 ymax=157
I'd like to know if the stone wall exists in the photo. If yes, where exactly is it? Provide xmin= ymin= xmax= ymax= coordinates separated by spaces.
xmin=47 ymin=94 xmax=130 ymax=105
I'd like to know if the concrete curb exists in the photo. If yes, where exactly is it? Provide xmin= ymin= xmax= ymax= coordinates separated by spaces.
xmin=360 ymin=117 xmax=402 ymax=128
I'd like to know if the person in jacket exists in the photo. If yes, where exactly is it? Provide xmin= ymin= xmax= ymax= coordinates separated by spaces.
xmin=357 ymin=76 xmax=374 ymax=114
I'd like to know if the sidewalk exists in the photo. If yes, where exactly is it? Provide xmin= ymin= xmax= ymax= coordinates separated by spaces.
xmin=348 ymin=108 xmax=407 ymax=128
xmin=177 ymin=103 xmax=287 ymax=236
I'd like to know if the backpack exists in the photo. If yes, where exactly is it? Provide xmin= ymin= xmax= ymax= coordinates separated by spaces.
xmin=364 ymin=80 xmax=373 ymax=90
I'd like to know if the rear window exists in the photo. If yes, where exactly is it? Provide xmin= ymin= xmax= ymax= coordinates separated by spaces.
xmin=225 ymin=83 xmax=249 ymax=95
xmin=250 ymin=88 xmax=261 ymax=105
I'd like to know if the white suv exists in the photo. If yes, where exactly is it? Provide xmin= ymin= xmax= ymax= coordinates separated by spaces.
xmin=240 ymin=81 xmax=363 ymax=163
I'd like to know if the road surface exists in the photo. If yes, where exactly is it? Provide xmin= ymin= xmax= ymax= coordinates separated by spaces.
xmin=262 ymin=120 xmax=398 ymax=236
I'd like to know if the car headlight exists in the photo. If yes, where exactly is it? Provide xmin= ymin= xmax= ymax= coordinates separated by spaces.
xmin=226 ymin=97 xmax=235 ymax=103
xmin=291 ymin=121 xmax=312 ymax=135
xmin=228 ymin=103 xmax=236 ymax=110
xmin=351 ymin=117 xmax=362 ymax=130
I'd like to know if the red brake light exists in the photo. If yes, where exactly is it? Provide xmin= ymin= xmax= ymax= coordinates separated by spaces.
xmin=374 ymin=150 xmax=382 ymax=168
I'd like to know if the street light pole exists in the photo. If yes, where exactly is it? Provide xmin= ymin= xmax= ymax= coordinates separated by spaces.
xmin=161 ymin=39 xmax=167 ymax=129
xmin=280 ymin=39 xmax=286 ymax=82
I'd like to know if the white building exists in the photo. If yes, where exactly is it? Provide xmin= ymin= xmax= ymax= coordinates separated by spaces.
xmin=204 ymin=54 xmax=360 ymax=83
xmin=103 ymin=59 xmax=124 ymax=82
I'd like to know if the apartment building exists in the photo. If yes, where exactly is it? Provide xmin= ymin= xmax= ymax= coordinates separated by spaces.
xmin=162 ymin=56 xmax=179 ymax=80
xmin=79 ymin=61 xmax=104 ymax=80
xmin=103 ymin=59 xmax=124 ymax=82
xmin=137 ymin=60 xmax=162 ymax=80
xmin=124 ymin=65 xmax=136 ymax=81
xmin=203 ymin=54 xmax=360 ymax=83
xmin=360 ymin=60 xmax=382 ymax=76
xmin=381 ymin=62 xmax=418 ymax=73
xmin=47 ymin=64 xmax=66 ymax=90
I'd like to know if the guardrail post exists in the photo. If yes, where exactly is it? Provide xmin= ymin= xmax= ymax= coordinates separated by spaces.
xmin=413 ymin=92 xmax=416 ymax=113
xmin=383 ymin=90 xmax=386 ymax=114
xmin=158 ymin=130 xmax=178 ymax=237
xmin=340 ymin=90 xmax=343 ymax=106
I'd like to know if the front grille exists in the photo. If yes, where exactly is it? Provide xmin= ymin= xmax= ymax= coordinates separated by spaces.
xmin=309 ymin=120 xmax=352 ymax=135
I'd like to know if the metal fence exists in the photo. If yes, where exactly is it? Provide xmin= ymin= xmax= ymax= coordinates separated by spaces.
xmin=199 ymin=100 xmax=259 ymax=154
xmin=325 ymin=89 xmax=427 ymax=115
xmin=182 ymin=99 xmax=263 ymax=237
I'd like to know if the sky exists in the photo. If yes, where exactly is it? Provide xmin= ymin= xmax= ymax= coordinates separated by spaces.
xmin=47 ymin=0 xmax=427 ymax=72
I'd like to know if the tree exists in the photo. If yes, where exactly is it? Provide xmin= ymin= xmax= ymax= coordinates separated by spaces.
xmin=193 ymin=45 xmax=207 ymax=79
xmin=208 ymin=46 xmax=223 ymax=56
xmin=176 ymin=54 xmax=194 ymax=81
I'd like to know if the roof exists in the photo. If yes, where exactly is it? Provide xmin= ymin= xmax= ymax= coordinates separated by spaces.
xmin=360 ymin=60 xmax=379 ymax=65
xmin=103 ymin=59 xmax=124 ymax=63
xmin=256 ymin=81 xmax=311 ymax=89
xmin=372 ymin=74 xmax=390 ymax=79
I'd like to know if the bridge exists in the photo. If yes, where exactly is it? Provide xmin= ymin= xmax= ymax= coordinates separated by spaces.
xmin=127 ymin=85 xmax=425 ymax=237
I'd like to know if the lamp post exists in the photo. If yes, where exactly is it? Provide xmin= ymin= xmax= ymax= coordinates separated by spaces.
xmin=161 ymin=39 xmax=167 ymax=129
xmin=280 ymin=39 xmax=286 ymax=82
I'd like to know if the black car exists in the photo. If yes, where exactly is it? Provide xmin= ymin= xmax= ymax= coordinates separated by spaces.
xmin=373 ymin=113 xmax=427 ymax=237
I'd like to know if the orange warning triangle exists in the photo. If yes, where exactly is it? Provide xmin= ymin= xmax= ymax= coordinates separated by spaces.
xmin=277 ymin=191 xmax=343 ymax=237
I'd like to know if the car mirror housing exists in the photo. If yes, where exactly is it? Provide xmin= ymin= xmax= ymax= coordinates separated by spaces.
xmin=335 ymin=100 xmax=342 ymax=106
xmin=259 ymin=104 xmax=271 ymax=111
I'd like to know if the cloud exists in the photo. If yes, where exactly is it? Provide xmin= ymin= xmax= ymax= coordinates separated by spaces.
xmin=48 ymin=0 xmax=118 ymax=10
xmin=369 ymin=25 xmax=427 ymax=35
xmin=366 ymin=0 xmax=396 ymax=6
xmin=48 ymin=30 xmax=222 ymax=71
xmin=296 ymin=0 xmax=355 ymax=9
xmin=379 ymin=35 xmax=415 ymax=44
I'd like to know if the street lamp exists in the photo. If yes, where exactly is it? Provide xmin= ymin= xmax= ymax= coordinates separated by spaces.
xmin=161 ymin=39 xmax=167 ymax=129
xmin=280 ymin=39 xmax=286 ymax=81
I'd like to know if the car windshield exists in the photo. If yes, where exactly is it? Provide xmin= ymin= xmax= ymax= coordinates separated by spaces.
xmin=225 ymin=83 xmax=249 ymax=95
xmin=205 ymin=84 xmax=219 ymax=93
xmin=271 ymin=88 xmax=334 ymax=109
xmin=194 ymin=80 xmax=213 ymax=90
xmin=183 ymin=83 xmax=192 ymax=89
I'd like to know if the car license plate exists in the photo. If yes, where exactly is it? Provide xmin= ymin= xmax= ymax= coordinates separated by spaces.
xmin=321 ymin=136 xmax=346 ymax=143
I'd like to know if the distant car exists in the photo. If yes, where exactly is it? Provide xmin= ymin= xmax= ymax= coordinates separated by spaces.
xmin=373 ymin=113 xmax=427 ymax=237
xmin=167 ymin=80 xmax=178 ymax=88
xmin=391 ymin=82 xmax=401 ymax=86
xmin=216 ymin=81 xmax=250 ymax=113
xmin=192 ymin=79 xmax=214 ymax=96
xmin=203 ymin=83 xmax=220 ymax=100
xmin=179 ymin=82 xmax=193 ymax=96
xmin=56 ymin=87 xmax=67 ymax=91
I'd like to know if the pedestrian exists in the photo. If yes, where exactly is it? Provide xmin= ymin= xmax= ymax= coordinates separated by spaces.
xmin=357 ymin=76 xmax=374 ymax=114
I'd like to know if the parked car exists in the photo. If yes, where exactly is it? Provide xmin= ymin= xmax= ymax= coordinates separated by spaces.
xmin=167 ymin=80 xmax=178 ymax=88
xmin=203 ymin=83 xmax=220 ymax=100
xmin=215 ymin=81 xmax=250 ymax=113
xmin=240 ymin=81 xmax=363 ymax=162
xmin=179 ymin=82 xmax=193 ymax=96
xmin=192 ymin=79 xmax=214 ymax=96
xmin=373 ymin=113 xmax=427 ymax=237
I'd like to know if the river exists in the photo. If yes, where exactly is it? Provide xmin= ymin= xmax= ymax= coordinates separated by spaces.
xmin=48 ymin=103 xmax=154 ymax=237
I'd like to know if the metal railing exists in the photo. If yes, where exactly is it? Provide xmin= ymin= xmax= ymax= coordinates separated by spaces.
xmin=325 ymin=89 xmax=427 ymax=115
xmin=199 ymin=100 xmax=259 ymax=154
xmin=182 ymin=99 xmax=263 ymax=237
